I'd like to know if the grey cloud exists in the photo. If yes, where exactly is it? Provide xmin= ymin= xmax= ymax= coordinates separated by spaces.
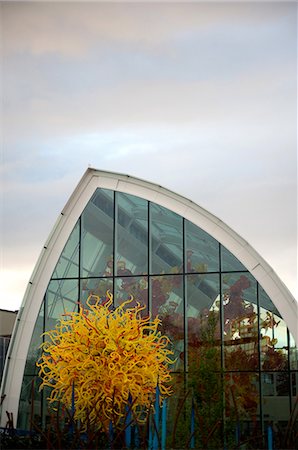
xmin=3 ymin=2 xmax=294 ymax=56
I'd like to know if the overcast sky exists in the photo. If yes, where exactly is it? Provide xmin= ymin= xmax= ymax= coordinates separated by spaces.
xmin=1 ymin=1 xmax=297 ymax=312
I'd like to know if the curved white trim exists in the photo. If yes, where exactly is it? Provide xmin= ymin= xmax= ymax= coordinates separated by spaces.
xmin=1 ymin=168 xmax=297 ymax=426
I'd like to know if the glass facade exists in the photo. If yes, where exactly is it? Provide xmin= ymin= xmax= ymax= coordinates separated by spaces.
xmin=18 ymin=189 xmax=298 ymax=448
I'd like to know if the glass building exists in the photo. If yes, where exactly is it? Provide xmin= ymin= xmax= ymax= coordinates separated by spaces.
xmin=1 ymin=169 xmax=297 ymax=448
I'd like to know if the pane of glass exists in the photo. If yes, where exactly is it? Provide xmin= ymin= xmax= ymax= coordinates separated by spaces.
xmin=291 ymin=371 xmax=298 ymax=399
xmin=150 ymin=203 xmax=183 ymax=274
xmin=116 ymin=193 xmax=148 ymax=275
xmin=185 ymin=220 xmax=219 ymax=273
xmin=45 ymin=279 xmax=78 ymax=330
xmin=0 ymin=337 xmax=10 ymax=383
xmin=223 ymin=273 xmax=259 ymax=371
xmin=115 ymin=276 xmax=148 ymax=310
xmin=189 ymin=371 xmax=224 ymax=449
xmin=221 ymin=245 xmax=246 ymax=272
xmin=289 ymin=333 xmax=298 ymax=370
xmin=24 ymin=303 xmax=44 ymax=376
xmin=52 ymin=221 xmax=79 ymax=278
xmin=187 ymin=274 xmax=221 ymax=371
xmin=259 ymin=287 xmax=288 ymax=371
xmin=225 ymin=373 xmax=261 ymax=447
xmin=81 ymin=189 xmax=114 ymax=277
xmin=17 ymin=375 xmax=41 ymax=430
xmin=151 ymin=275 xmax=183 ymax=371
xmin=262 ymin=372 xmax=290 ymax=436
xmin=80 ymin=278 xmax=113 ymax=306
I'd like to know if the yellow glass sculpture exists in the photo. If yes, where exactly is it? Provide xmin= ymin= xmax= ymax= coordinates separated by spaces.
xmin=37 ymin=292 xmax=174 ymax=429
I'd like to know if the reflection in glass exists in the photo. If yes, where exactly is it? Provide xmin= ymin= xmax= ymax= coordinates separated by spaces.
xmin=222 ymin=274 xmax=259 ymax=370
xmin=115 ymin=276 xmax=148 ymax=310
xmin=289 ymin=333 xmax=298 ymax=370
xmin=185 ymin=220 xmax=219 ymax=273
xmin=186 ymin=274 xmax=220 ymax=369
xmin=17 ymin=375 xmax=41 ymax=430
xmin=221 ymin=245 xmax=246 ymax=272
xmin=24 ymin=304 xmax=44 ymax=376
xmin=259 ymin=288 xmax=288 ymax=371
xmin=116 ymin=193 xmax=148 ymax=275
xmin=150 ymin=204 xmax=183 ymax=274
xmin=80 ymin=278 xmax=113 ymax=306
xmin=151 ymin=275 xmax=183 ymax=370
xmin=291 ymin=371 xmax=298 ymax=400
xmin=46 ymin=280 xmax=78 ymax=329
xmin=225 ymin=372 xmax=261 ymax=446
xmin=81 ymin=189 xmax=114 ymax=277
xmin=262 ymin=372 xmax=290 ymax=428
xmin=52 ymin=221 xmax=79 ymax=278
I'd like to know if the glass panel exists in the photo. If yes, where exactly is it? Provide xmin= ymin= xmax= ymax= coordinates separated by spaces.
xmin=150 ymin=203 xmax=183 ymax=274
xmin=223 ymin=273 xmax=259 ymax=370
xmin=52 ymin=221 xmax=79 ymax=278
xmin=17 ymin=375 xmax=41 ymax=430
xmin=114 ymin=276 xmax=148 ymax=310
xmin=116 ymin=193 xmax=148 ymax=276
xmin=81 ymin=189 xmax=114 ymax=277
xmin=291 ymin=371 xmax=298 ymax=401
xmin=262 ymin=372 xmax=291 ymax=444
xmin=186 ymin=274 xmax=222 ymax=448
xmin=189 ymin=372 xmax=224 ymax=449
xmin=151 ymin=275 xmax=183 ymax=371
xmin=259 ymin=287 xmax=288 ymax=371
xmin=221 ymin=245 xmax=246 ymax=272
xmin=80 ymin=278 xmax=113 ymax=306
xmin=24 ymin=303 xmax=44 ymax=376
xmin=289 ymin=333 xmax=298 ymax=370
xmin=185 ymin=220 xmax=219 ymax=273
xmin=0 ymin=337 xmax=10 ymax=383
xmin=225 ymin=373 xmax=261 ymax=448
xmin=187 ymin=273 xmax=221 ymax=369
xmin=45 ymin=279 xmax=78 ymax=330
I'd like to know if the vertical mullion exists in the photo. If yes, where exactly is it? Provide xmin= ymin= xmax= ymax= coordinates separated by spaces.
xmin=113 ymin=191 xmax=117 ymax=307
xmin=41 ymin=295 xmax=46 ymax=428
xmin=147 ymin=201 xmax=151 ymax=315
xmin=287 ymin=328 xmax=292 ymax=413
xmin=219 ymin=243 xmax=226 ymax=447
xmin=183 ymin=219 xmax=187 ymax=375
xmin=257 ymin=282 xmax=264 ymax=438
xmin=78 ymin=216 xmax=82 ymax=311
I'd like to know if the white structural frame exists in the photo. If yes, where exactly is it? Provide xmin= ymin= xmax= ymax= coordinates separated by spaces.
xmin=1 ymin=168 xmax=297 ymax=426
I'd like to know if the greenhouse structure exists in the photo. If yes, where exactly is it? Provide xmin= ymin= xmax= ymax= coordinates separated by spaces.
xmin=1 ymin=168 xmax=297 ymax=448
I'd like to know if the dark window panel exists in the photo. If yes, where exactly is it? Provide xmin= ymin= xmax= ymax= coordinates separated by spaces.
xmin=81 ymin=189 xmax=114 ymax=277
xmin=116 ymin=193 xmax=148 ymax=276
xmin=259 ymin=287 xmax=288 ymax=371
xmin=80 ymin=278 xmax=113 ymax=307
xmin=52 ymin=221 xmax=79 ymax=279
xmin=222 ymin=273 xmax=259 ymax=371
xmin=45 ymin=279 xmax=78 ymax=330
xmin=151 ymin=274 xmax=184 ymax=371
xmin=150 ymin=204 xmax=183 ymax=274
xmin=221 ymin=245 xmax=246 ymax=272
xmin=185 ymin=220 xmax=219 ymax=273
